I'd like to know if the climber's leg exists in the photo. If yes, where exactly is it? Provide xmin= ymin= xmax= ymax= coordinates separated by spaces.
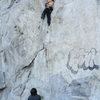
xmin=47 ymin=11 xmax=51 ymax=26
xmin=41 ymin=11 xmax=46 ymax=20
xmin=46 ymin=7 xmax=53 ymax=26
xmin=41 ymin=8 xmax=48 ymax=20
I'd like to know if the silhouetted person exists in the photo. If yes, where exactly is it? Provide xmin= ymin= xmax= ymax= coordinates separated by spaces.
xmin=28 ymin=88 xmax=41 ymax=100
xmin=41 ymin=0 xmax=55 ymax=26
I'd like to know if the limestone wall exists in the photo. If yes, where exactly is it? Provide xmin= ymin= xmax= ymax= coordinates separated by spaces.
xmin=0 ymin=0 xmax=100 ymax=100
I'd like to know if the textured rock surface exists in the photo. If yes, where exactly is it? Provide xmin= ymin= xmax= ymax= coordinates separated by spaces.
xmin=0 ymin=72 xmax=6 ymax=90
xmin=0 ymin=0 xmax=100 ymax=100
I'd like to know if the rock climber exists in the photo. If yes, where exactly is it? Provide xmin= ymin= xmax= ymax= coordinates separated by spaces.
xmin=28 ymin=88 xmax=41 ymax=100
xmin=41 ymin=0 xmax=55 ymax=26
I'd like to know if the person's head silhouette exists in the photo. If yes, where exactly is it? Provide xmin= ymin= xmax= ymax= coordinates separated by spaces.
xmin=28 ymin=88 xmax=41 ymax=100
xmin=30 ymin=88 xmax=37 ymax=96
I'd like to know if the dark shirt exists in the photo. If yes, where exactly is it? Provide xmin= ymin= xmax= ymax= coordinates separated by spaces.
xmin=28 ymin=95 xmax=41 ymax=100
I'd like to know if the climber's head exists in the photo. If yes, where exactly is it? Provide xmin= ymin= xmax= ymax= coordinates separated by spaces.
xmin=30 ymin=88 xmax=37 ymax=96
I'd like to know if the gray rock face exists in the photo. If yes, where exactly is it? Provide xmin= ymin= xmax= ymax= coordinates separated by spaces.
xmin=0 ymin=72 xmax=6 ymax=90
xmin=69 ymin=77 xmax=100 ymax=100
xmin=69 ymin=78 xmax=92 ymax=100
xmin=0 ymin=0 xmax=100 ymax=100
